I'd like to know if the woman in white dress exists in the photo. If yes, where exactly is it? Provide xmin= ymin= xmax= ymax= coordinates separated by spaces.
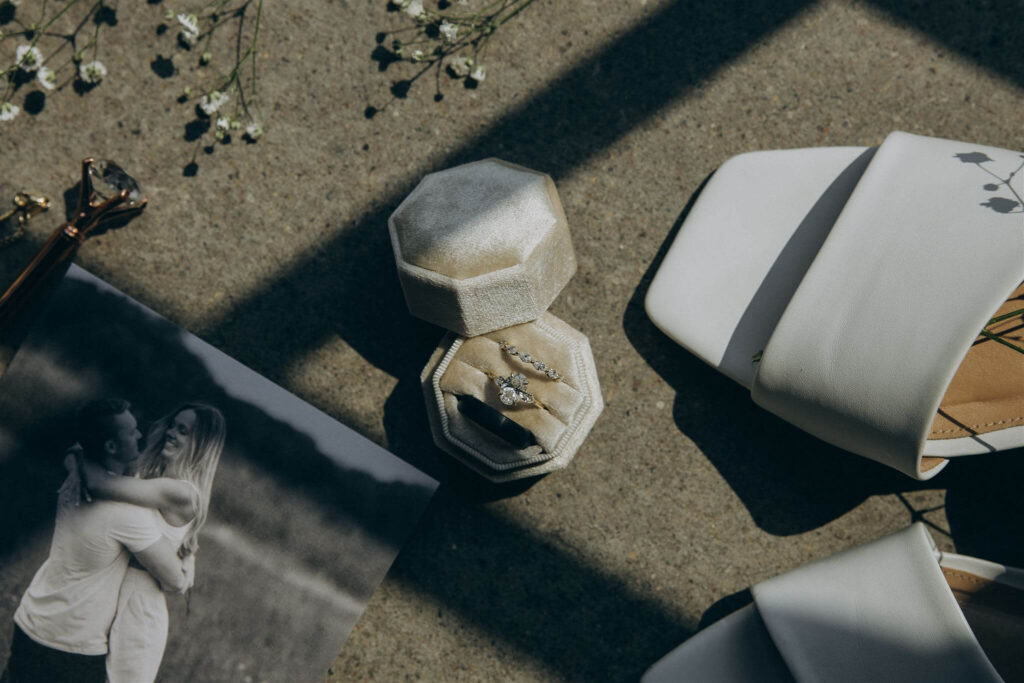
xmin=71 ymin=403 xmax=225 ymax=683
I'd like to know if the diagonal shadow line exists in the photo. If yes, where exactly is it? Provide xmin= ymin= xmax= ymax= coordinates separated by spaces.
xmin=386 ymin=493 xmax=696 ymax=682
xmin=866 ymin=0 xmax=1024 ymax=90
xmin=199 ymin=0 xmax=816 ymax=386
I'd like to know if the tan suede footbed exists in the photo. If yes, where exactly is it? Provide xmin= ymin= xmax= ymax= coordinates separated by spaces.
xmin=930 ymin=282 xmax=1024 ymax=441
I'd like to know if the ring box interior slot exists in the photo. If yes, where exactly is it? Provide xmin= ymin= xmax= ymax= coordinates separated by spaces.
xmin=420 ymin=314 xmax=603 ymax=482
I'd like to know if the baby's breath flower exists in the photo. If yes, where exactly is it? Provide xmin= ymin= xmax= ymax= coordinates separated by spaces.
xmin=79 ymin=60 xmax=107 ymax=84
xmin=0 ymin=101 xmax=20 ymax=122
xmin=439 ymin=20 xmax=458 ymax=43
xmin=177 ymin=13 xmax=199 ymax=35
xmin=199 ymin=89 xmax=229 ymax=116
xmin=402 ymin=0 xmax=424 ymax=18
xmin=36 ymin=66 xmax=57 ymax=91
xmin=182 ymin=29 xmax=199 ymax=46
xmin=216 ymin=116 xmax=230 ymax=133
xmin=469 ymin=63 xmax=486 ymax=82
xmin=15 ymin=44 xmax=43 ymax=72
xmin=449 ymin=55 xmax=473 ymax=77
xmin=244 ymin=122 xmax=263 ymax=140
xmin=411 ymin=49 xmax=424 ymax=61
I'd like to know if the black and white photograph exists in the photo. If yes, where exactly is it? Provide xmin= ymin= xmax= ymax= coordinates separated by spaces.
xmin=0 ymin=266 xmax=438 ymax=683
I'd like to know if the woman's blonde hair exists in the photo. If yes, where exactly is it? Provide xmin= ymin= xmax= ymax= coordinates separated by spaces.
xmin=138 ymin=403 xmax=225 ymax=557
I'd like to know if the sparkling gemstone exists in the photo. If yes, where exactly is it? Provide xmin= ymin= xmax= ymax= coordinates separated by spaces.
xmin=89 ymin=159 xmax=143 ymax=207
xmin=546 ymin=369 xmax=560 ymax=379
xmin=507 ymin=346 xmax=518 ymax=356
xmin=534 ymin=361 xmax=546 ymax=371
xmin=499 ymin=386 xmax=517 ymax=405
xmin=520 ymin=353 xmax=532 ymax=363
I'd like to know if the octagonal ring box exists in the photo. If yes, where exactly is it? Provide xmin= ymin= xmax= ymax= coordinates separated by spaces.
xmin=420 ymin=313 xmax=603 ymax=482
xmin=389 ymin=158 xmax=577 ymax=337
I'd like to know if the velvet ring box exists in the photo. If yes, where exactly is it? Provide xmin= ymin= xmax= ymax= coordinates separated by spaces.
xmin=392 ymin=158 xmax=602 ymax=481
xmin=420 ymin=313 xmax=603 ymax=482
xmin=388 ymin=158 xmax=577 ymax=337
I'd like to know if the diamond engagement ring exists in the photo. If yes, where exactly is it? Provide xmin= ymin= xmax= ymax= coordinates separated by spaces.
xmin=493 ymin=372 xmax=538 ymax=408
xmin=498 ymin=340 xmax=562 ymax=380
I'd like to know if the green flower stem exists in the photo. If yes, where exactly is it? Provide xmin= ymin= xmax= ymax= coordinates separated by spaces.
xmin=979 ymin=329 xmax=1024 ymax=355
xmin=988 ymin=307 xmax=1024 ymax=326
xmin=2 ymin=0 xmax=95 ymax=101
xmin=221 ymin=0 xmax=261 ymax=120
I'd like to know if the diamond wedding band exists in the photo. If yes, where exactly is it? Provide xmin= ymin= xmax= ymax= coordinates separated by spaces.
xmin=498 ymin=340 xmax=561 ymax=381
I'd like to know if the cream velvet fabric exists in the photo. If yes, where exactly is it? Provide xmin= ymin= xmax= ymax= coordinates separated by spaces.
xmin=389 ymin=159 xmax=577 ymax=336
xmin=439 ymin=334 xmax=582 ymax=453
xmin=421 ymin=313 xmax=604 ymax=481
xmin=391 ymin=159 xmax=562 ymax=278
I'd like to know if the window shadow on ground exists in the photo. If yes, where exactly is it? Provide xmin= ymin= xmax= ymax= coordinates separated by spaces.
xmin=867 ymin=0 xmax=1024 ymax=89
xmin=192 ymin=0 xmax=1024 ymax=675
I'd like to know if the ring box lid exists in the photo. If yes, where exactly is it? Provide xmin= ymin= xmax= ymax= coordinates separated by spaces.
xmin=389 ymin=159 xmax=577 ymax=337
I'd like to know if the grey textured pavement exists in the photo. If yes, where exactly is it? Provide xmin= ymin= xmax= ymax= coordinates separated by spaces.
xmin=1 ymin=1 xmax=1023 ymax=680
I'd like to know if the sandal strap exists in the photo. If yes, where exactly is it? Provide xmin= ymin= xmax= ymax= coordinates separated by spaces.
xmin=752 ymin=524 xmax=1002 ymax=683
xmin=752 ymin=131 xmax=1024 ymax=479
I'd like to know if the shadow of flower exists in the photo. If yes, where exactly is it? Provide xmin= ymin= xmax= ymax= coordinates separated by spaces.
xmin=981 ymin=197 xmax=1020 ymax=213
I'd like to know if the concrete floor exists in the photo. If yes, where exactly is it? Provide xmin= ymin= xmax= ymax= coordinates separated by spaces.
xmin=1 ymin=0 xmax=1023 ymax=680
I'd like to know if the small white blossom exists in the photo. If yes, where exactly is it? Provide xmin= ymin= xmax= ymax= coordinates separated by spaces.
xmin=177 ymin=13 xmax=199 ymax=35
xmin=79 ymin=60 xmax=107 ymax=84
xmin=36 ymin=66 xmax=57 ymax=90
xmin=216 ymin=117 xmax=230 ymax=133
xmin=177 ymin=13 xmax=200 ymax=46
xmin=411 ymin=49 xmax=424 ymax=61
xmin=15 ymin=44 xmax=43 ymax=72
xmin=198 ymin=89 xmax=229 ymax=116
xmin=469 ymin=63 xmax=486 ymax=82
xmin=402 ymin=0 xmax=423 ymax=18
xmin=245 ymin=122 xmax=263 ymax=140
xmin=0 ymin=101 xmax=20 ymax=122
xmin=439 ymin=20 xmax=457 ymax=43
xmin=449 ymin=55 xmax=473 ymax=77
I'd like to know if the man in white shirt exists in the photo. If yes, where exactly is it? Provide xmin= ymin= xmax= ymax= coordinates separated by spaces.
xmin=1 ymin=399 xmax=191 ymax=683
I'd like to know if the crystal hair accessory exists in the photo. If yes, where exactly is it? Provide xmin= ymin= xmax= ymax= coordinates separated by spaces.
xmin=498 ymin=340 xmax=562 ymax=380
xmin=0 ymin=158 xmax=147 ymax=329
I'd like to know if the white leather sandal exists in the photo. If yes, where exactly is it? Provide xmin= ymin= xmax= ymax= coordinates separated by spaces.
xmin=646 ymin=131 xmax=1024 ymax=479
xmin=643 ymin=524 xmax=1024 ymax=682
